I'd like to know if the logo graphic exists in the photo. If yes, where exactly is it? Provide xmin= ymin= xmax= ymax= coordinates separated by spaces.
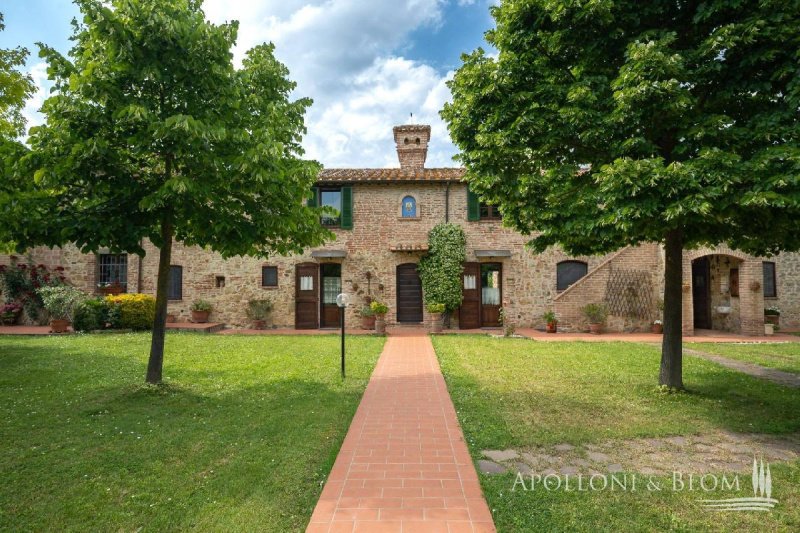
xmin=699 ymin=458 xmax=778 ymax=512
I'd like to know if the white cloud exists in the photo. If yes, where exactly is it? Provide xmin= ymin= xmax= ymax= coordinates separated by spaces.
xmin=21 ymin=62 xmax=51 ymax=133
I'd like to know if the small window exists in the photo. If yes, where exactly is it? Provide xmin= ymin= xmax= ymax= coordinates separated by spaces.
xmin=168 ymin=266 xmax=182 ymax=300
xmin=215 ymin=276 xmax=226 ymax=288
xmin=319 ymin=188 xmax=342 ymax=227
xmin=262 ymin=266 xmax=278 ymax=287
xmin=98 ymin=254 xmax=128 ymax=291
xmin=300 ymin=276 xmax=314 ymax=291
xmin=479 ymin=202 xmax=501 ymax=220
xmin=401 ymin=195 xmax=417 ymax=218
xmin=464 ymin=274 xmax=477 ymax=290
xmin=557 ymin=260 xmax=588 ymax=291
xmin=763 ymin=262 xmax=777 ymax=298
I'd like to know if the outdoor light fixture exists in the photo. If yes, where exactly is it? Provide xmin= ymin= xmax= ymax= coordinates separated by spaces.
xmin=336 ymin=293 xmax=349 ymax=378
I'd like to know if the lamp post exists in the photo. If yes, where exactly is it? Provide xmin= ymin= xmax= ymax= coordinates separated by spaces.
xmin=336 ymin=293 xmax=349 ymax=378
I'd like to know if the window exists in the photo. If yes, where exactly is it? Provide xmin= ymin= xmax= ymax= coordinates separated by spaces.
xmin=215 ymin=276 xmax=226 ymax=288
xmin=401 ymin=195 xmax=417 ymax=218
xmin=320 ymin=188 xmax=342 ymax=227
xmin=168 ymin=266 xmax=182 ymax=300
xmin=480 ymin=264 xmax=501 ymax=305
xmin=479 ymin=202 xmax=501 ymax=220
xmin=262 ymin=266 xmax=278 ymax=287
xmin=729 ymin=268 xmax=739 ymax=297
xmin=763 ymin=262 xmax=777 ymax=298
xmin=321 ymin=264 xmax=342 ymax=304
xmin=98 ymin=254 xmax=127 ymax=290
xmin=299 ymin=276 xmax=314 ymax=291
xmin=557 ymin=260 xmax=588 ymax=291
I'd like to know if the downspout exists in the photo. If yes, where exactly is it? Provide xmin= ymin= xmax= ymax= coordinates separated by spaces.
xmin=137 ymin=239 xmax=144 ymax=293
xmin=445 ymin=181 xmax=451 ymax=223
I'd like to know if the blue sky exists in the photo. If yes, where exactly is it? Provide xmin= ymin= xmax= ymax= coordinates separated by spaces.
xmin=0 ymin=0 xmax=495 ymax=168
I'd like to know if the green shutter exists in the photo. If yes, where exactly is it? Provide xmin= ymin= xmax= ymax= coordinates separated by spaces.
xmin=341 ymin=186 xmax=353 ymax=229
xmin=307 ymin=186 xmax=318 ymax=207
xmin=467 ymin=186 xmax=480 ymax=221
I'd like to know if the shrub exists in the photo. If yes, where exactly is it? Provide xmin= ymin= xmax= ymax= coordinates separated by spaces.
xmin=359 ymin=305 xmax=375 ymax=317
xmin=105 ymin=293 xmax=156 ymax=330
xmin=0 ymin=261 xmax=67 ymax=321
xmin=37 ymin=286 xmax=86 ymax=321
xmin=427 ymin=303 xmax=446 ymax=314
xmin=73 ymin=298 xmax=111 ymax=332
xmin=581 ymin=303 xmax=608 ymax=324
xmin=543 ymin=310 xmax=558 ymax=324
xmin=191 ymin=299 xmax=213 ymax=312
xmin=765 ymin=306 xmax=781 ymax=316
xmin=370 ymin=300 xmax=388 ymax=316
xmin=246 ymin=299 xmax=273 ymax=321
xmin=418 ymin=223 xmax=467 ymax=313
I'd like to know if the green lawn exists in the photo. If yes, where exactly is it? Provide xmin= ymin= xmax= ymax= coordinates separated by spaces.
xmin=689 ymin=342 xmax=800 ymax=374
xmin=432 ymin=336 xmax=800 ymax=532
xmin=0 ymin=333 xmax=384 ymax=532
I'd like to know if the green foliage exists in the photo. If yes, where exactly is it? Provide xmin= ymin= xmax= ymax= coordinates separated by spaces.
xmin=246 ymin=299 xmax=273 ymax=321
xmin=73 ymin=298 xmax=111 ymax=332
xmin=581 ymin=303 xmax=609 ymax=324
xmin=37 ymin=286 xmax=86 ymax=321
xmin=543 ymin=310 xmax=558 ymax=324
xmin=0 ymin=14 xmax=35 ymax=139
xmin=359 ymin=305 xmax=375 ymax=317
xmin=499 ymin=307 xmax=516 ymax=337
xmin=369 ymin=300 xmax=388 ymax=316
xmin=426 ymin=303 xmax=446 ymax=314
xmin=417 ymin=223 xmax=467 ymax=313
xmin=0 ymin=261 xmax=67 ymax=321
xmin=105 ymin=294 xmax=156 ymax=330
xmin=191 ymin=299 xmax=212 ymax=313
xmin=442 ymin=0 xmax=800 ymax=257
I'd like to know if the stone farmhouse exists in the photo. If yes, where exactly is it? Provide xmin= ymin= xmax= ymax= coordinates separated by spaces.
xmin=2 ymin=124 xmax=798 ymax=334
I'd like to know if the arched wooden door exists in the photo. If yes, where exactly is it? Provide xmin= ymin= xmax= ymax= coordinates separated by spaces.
xmin=396 ymin=263 xmax=423 ymax=323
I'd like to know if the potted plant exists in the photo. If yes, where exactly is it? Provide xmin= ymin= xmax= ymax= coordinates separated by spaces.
xmin=97 ymin=282 xmax=124 ymax=296
xmin=370 ymin=300 xmax=388 ymax=334
xmin=37 ymin=286 xmax=85 ymax=333
xmin=427 ymin=303 xmax=445 ymax=333
xmin=191 ymin=299 xmax=212 ymax=323
xmin=166 ymin=313 xmax=177 ymax=324
xmin=764 ymin=306 xmax=780 ymax=326
xmin=543 ymin=310 xmax=558 ymax=333
xmin=246 ymin=298 xmax=273 ymax=329
xmin=581 ymin=303 xmax=608 ymax=335
xmin=359 ymin=305 xmax=376 ymax=330
xmin=651 ymin=319 xmax=663 ymax=334
xmin=0 ymin=302 xmax=22 ymax=325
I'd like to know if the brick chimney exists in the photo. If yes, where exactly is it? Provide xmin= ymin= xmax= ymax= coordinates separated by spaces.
xmin=393 ymin=124 xmax=431 ymax=170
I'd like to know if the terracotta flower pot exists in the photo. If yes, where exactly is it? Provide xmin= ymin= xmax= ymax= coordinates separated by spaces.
xmin=588 ymin=323 xmax=603 ymax=335
xmin=252 ymin=319 xmax=266 ymax=330
xmin=99 ymin=284 xmax=124 ymax=296
xmin=191 ymin=310 xmax=210 ymax=323
xmin=765 ymin=315 xmax=779 ymax=326
xmin=361 ymin=315 xmax=376 ymax=330
xmin=546 ymin=322 xmax=558 ymax=334
xmin=166 ymin=314 xmax=177 ymax=324
xmin=374 ymin=316 xmax=386 ymax=335
xmin=651 ymin=323 xmax=663 ymax=334
xmin=430 ymin=313 xmax=443 ymax=333
xmin=50 ymin=319 xmax=70 ymax=334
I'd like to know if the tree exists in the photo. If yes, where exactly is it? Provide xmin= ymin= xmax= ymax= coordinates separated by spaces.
xmin=0 ymin=12 xmax=36 ymax=252
xmin=442 ymin=0 xmax=800 ymax=388
xmin=3 ymin=0 xmax=331 ymax=383
xmin=418 ymin=223 xmax=466 ymax=316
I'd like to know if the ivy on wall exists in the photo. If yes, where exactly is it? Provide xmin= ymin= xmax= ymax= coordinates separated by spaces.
xmin=418 ymin=223 xmax=466 ymax=313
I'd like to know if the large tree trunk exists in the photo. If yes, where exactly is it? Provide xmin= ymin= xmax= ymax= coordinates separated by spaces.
xmin=146 ymin=216 xmax=173 ymax=384
xmin=659 ymin=229 xmax=684 ymax=389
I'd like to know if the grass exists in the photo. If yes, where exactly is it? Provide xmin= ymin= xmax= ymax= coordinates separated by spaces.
xmin=689 ymin=342 xmax=800 ymax=374
xmin=0 ymin=332 xmax=384 ymax=532
xmin=432 ymin=336 xmax=800 ymax=532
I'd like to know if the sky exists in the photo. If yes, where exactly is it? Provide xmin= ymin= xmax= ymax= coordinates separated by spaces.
xmin=0 ymin=0 xmax=496 ymax=168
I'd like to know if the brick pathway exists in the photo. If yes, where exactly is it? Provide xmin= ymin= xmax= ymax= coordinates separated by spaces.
xmin=307 ymin=332 xmax=495 ymax=533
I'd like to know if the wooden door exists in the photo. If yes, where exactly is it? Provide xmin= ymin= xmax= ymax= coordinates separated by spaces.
xmin=692 ymin=258 xmax=711 ymax=329
xmin=459 ymin=262 xmax=480 ymax=329
xmin=396 ymin=263 xmax=423 ymax=323
xmin=480 ymin=263 xmax=502 ymax=327
xmin=320 ymin=263 xmax=342 ymax=328
xmin=295 ymin=263 xmax=319 ymax=329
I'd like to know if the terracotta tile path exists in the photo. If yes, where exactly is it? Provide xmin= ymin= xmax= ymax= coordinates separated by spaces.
xmin=306 ymin=331 xmax=495 ymax=533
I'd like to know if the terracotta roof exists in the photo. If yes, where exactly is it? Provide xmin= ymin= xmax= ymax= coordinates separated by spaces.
xmin=318 ymin=168 xmax=465 ymax=183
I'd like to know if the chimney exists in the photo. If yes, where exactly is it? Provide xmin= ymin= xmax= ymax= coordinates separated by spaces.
xmin=393 ymin=124 xmax=431 ymax=170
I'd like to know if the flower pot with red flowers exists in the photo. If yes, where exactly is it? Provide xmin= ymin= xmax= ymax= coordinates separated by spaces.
xmin=370 ymin=300 xmax=388 ymax=335
xmin=97 ymin=282 xmax=124 ymax=296
xmin=37 ymin=286 xmax=85 ymax=334
xmin=581 ymin=303 xmax=608 ymax=335
xmin=246 ymin=298 xmax=273 ymax=329
xmin=191 ymin=299 xmax=212 ymax=323
xmin=0 ymin=302 xmax=22 ymax=325
xmin=427 ymin=303 xmax=445 ymax=333
xmin=543 ymin=311 xmax=558 ymax=333
xmin=359 ymin=305 xmax=376 ymax=330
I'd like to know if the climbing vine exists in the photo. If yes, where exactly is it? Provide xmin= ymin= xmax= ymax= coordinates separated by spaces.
xmin=418 ymin=223 xmax=466 ymax=313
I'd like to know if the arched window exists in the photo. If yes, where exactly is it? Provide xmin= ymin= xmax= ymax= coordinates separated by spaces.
xmin=557 ymin=260 xmax=588 ymax=291
xmin=401 ymin=195 xmax=417 ymax=218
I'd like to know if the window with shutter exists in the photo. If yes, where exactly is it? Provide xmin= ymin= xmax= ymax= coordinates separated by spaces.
xmin=467 ymin=187 xmax=480 ymax=221
xmin=168 ymin=266 xmax=182 ymax=300
xmin=341 ymin=186 xmax=353 ymax=229
xmin=763 ymin=262 xmax=777 ymax=298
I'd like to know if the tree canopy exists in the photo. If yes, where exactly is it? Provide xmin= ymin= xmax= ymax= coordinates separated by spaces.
xmin=2 ymin=0 xmax=331 ymax=382
xmin=442 ymin=0 xmax=800 ymax=387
